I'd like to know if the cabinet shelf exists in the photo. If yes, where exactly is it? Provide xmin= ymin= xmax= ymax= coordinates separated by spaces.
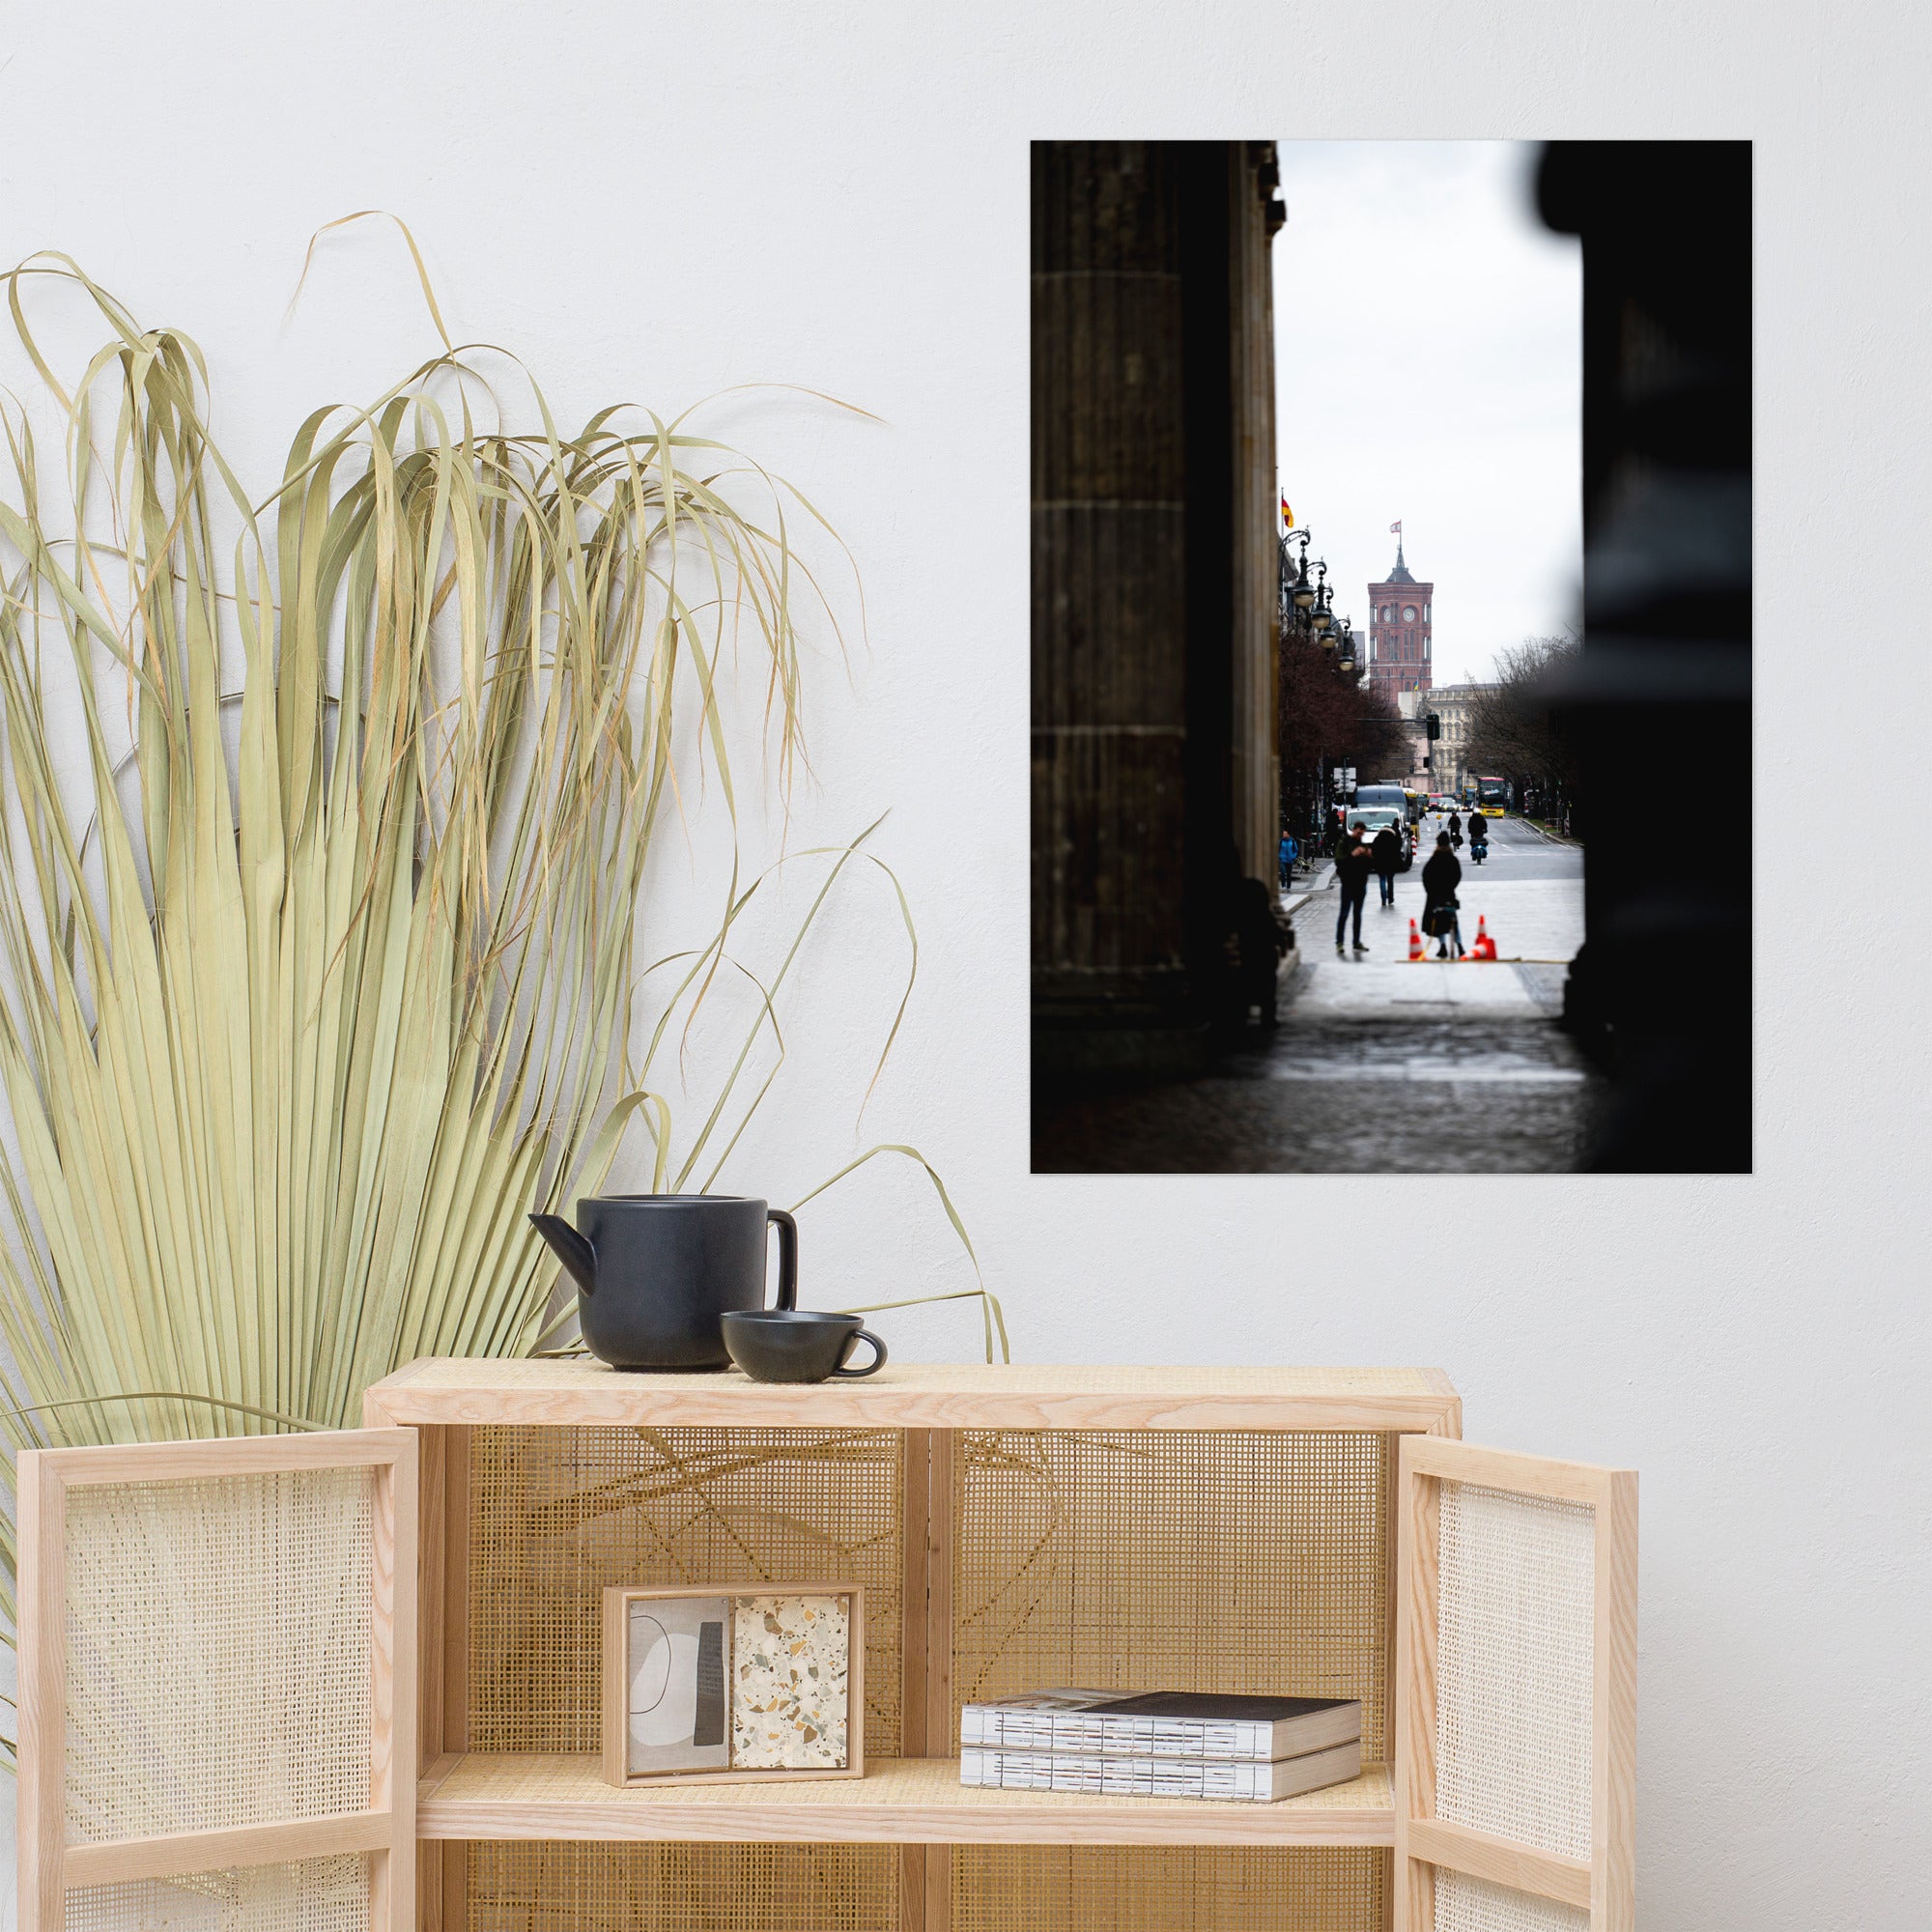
xmin=415 ymin=1752 xmax=1396 ymax=1848
xmin=20 ymin=1365 xmax=1634 ymax=1932
xmin=367 ymin=1356 xmax=1463 ymax=1434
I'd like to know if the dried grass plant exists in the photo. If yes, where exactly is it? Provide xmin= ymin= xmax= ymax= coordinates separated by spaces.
xmin=0 ymin=231 xmax=1000 ymax=1764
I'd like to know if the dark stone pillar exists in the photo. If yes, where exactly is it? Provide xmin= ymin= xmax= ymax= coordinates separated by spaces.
xmin=1032 ymin=142 xmax=1193 ymax=1059
xmin=1032 ymin=142 xmax=1283 ymax=1084
xmin=1541 ymin=140 xmax=1752 ymax=1171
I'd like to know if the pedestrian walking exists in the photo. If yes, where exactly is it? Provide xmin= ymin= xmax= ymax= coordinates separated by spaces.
xmin=1279 ymin=830 xmax=1297 ymax=891
xmin=1333 ymin=819 xmax=1373 ymax=954
xmin=1420 ymin=833 xmax=1463 ymax=959
xmin=1371 ymin=822 xmax=1401 ymax=907
xmin=1447 ymin=810 xmax=1463 ymax=849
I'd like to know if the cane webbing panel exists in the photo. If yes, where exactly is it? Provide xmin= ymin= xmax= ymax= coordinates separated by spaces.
xmin=1435 ymin=1481 xmax=1594 ymax=1861
xmin=466 ymin=1841 xmax=897 ymax=1932
xmin=953 ymin=1431 xmax=1392 ymax=1758
xmin=63 ymin=1469 xmax=375 ymax=1842
xmin=64 ymin=1855 xmax=370 ymax=1932
xmin=469 ymin=1427 xmax=902 ymax=1756
xmin=1434 ymin=1869 xmax=1589 ymax=1932
xmin=953 ymin=1847 xmax=1387 ymax=1932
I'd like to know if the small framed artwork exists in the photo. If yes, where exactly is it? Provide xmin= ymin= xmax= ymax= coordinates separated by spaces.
xmin=601 ymin=1583 xmax=865 ymax=1787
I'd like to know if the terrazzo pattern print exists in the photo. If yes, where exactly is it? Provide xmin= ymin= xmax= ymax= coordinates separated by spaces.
xmin=730 ymin=1594 xmax=850 ymax=1769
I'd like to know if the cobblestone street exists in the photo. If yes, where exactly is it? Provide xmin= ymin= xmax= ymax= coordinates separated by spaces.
xmin=1036 ymin=1009 xmax=1598 ymax=1171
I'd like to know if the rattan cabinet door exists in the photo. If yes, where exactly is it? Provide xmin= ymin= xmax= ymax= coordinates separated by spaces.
xmin=1393 ymin=1438 xmax=1636 ymax=1932
xmin=16 ymin=1429 xmax=417 ymax=1932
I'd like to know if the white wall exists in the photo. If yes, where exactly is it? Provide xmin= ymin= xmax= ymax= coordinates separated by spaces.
xmin=3 ymin=3 xmax=1925 ymax=1926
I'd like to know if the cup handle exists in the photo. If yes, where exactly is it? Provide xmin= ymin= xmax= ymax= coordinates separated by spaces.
xmin=832 ymin=1328 xmax=887 ymax=1378
xmin=767 ymin=1208 xmax=798 ymax=1311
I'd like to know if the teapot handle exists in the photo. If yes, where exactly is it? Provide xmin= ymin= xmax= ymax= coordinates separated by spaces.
xmin=767 ymin=1208 xmax=798 ymax=1311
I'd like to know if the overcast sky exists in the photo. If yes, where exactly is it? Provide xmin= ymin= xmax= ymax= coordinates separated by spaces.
xmin=1272 ymin=142 xmax=1581 ymax=688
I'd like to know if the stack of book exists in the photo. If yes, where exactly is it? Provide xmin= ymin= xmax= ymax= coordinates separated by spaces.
xmin=958 ymin=1689 xmax=1362 ymax=1804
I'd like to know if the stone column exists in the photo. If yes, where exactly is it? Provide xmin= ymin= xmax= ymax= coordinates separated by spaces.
xmin=1032 ymin=142 xmax=1285 ymax=1079
xmin=1032 ymin=142 xmax=1191 ymax=1049
xmin=1539 ymin=139 xmax=1751 ymax=1172
xmin=1228 ymin=143 xmax=1285 ymax=883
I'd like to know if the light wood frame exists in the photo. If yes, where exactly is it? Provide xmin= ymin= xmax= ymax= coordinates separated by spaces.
xmin=361 ymin=1358 xmax=1464 ymax=1435
xmin=600 ymin=1582 xmax=866 ymax=1788
xmin=1394 ymin=1436 xmax=1637 ymax=1932
xmin=15 ymin=1428 xmax=417 ymax=1932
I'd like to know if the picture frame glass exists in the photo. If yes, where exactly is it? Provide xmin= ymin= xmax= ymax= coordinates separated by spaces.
xmin=730 ymin=1593 xmax=852 ymax=1770
xmin=626 ymin=1595 xmax=731 ymax=1776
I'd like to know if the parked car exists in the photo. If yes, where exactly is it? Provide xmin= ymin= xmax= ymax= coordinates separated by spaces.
xmin=1347 ymin=805 xmax=1412 ymax=869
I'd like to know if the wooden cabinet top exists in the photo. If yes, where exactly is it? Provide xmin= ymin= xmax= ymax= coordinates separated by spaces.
xmin=364 ymin=1358 xmax=1461 ymax=1433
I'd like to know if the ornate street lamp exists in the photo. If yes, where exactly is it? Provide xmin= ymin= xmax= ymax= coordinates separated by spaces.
xmin=1311 ymin=564 xmax=1332 ymax=634
xmin=1279 ymin=527 xmax=1316 ymax=625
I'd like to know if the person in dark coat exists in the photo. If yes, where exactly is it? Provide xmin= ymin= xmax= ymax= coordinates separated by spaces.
xmin=1447 ymin=810 xmax=1463 ymax=847
xmin=1333 ymin=820 xmax=1373 ymax=953
xmin=1370 ymin=823 xmax=1402 ymax=907
xmin=1420 ymin=833 xmax=1463 ymax=958
xmin=1234 ymin=873 xmax=1292 ymax=1027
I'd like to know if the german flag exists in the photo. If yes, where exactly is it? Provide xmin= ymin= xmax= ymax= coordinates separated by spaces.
xmin=1280 ymin=493 xmax=1294 ymax=529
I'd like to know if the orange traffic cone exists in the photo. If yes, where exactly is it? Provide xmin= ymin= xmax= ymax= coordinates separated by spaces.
xmin=1407 ymin=919 xmax=1425 ymax=961
xmin=1472 ymin=917 xmax=1496 ymax=961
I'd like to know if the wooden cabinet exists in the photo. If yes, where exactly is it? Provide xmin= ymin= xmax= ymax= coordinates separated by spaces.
xmin=17 ymin=1363 xmax=1634 ymax=1932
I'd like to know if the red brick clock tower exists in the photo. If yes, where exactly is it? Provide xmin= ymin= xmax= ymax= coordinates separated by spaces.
xmin=1368 ymin=530 xmax=1434 ymax=699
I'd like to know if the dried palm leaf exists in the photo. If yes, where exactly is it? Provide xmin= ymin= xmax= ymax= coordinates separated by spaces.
xmin=0 ymin=238 xmax=1000 ymax=1767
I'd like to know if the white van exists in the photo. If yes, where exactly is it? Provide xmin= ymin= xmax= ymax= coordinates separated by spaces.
xmin=1342 ymin=804 xmax=1412 ymax=869
xmin=1350 ymin=783 xmax=1409 ymax=817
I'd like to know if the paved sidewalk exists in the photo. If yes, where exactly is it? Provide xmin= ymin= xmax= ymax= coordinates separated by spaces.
xmin=1279 ymin=862 xmax=1332 ymax=905
xmin=1289 ymin=957 xmax=1537 ymax=1015
xmin=1511 ymin=816 xmax=1581 ymax=847
xmin=1290 ymin=823 xmax=1582 ymax=964
xmin=1037 ymin=819 xmax=1596 ymax=1172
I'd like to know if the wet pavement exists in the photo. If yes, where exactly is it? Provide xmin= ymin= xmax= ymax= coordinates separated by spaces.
xmin=1034 ymin=817 xmax=1604 ymax=1173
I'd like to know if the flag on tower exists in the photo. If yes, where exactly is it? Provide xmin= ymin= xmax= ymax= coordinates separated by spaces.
xmin=1280 ymin=493 xmax=1294 ymax=529
xmin=1389 ymin=521 xmax=1402 ymax=535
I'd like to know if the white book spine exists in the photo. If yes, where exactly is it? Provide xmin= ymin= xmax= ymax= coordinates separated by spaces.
xmin=959 ymin=1738 xmax=1362 ymax=1804
xmin=959 ymin=1747 xmax=1281 ymax=1802
xmin=957 ymin=1709 xmax=1277 ymax=1760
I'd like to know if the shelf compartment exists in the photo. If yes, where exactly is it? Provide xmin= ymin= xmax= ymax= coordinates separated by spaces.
xmin=952 ymin=1428 xmax=1395 ymax=1761
xmin=416 ymin=1753 xmax=1394 ymax=1848
xmin=464 ymin=1424 xmax=907 ymax=1759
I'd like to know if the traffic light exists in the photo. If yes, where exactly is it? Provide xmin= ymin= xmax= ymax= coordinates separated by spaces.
xmin=1426 ymin=713 xmax=1441 ymax=740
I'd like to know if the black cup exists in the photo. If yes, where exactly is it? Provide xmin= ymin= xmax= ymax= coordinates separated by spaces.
xmin=721 ymin=1310 xmax=888 ymax=1384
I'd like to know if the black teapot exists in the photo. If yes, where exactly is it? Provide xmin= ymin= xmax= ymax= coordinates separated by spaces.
xmin=529 ymin=1194 xmax=797 ymax=1371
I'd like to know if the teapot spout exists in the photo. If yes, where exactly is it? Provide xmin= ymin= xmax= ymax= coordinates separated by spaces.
xmin=529 ymin=1213 xmax=598 ymax=1296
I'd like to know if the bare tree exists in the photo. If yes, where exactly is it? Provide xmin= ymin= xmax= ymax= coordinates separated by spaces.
xmin=1278 ymin=630 xmax=1410 ymax=833
xmin=1463 ymin=634 xmax=1581 ymax=822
